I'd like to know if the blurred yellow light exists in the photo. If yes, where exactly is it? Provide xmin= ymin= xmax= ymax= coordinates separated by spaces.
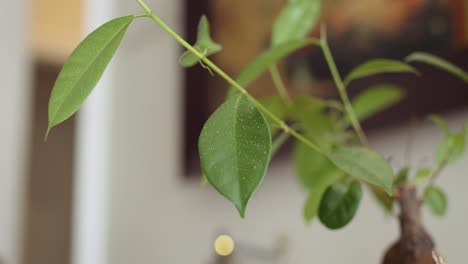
xmin=214 ymin=235 xmax=235 ymax=256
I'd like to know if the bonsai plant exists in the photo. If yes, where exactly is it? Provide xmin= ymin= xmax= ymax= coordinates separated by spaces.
xmin=45 ymin=0 xmax=468 ymax=263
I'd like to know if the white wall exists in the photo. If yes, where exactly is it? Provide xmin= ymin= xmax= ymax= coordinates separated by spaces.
xmin=0 ymin=0 xmax=31 ymax=264
xmin=75 ymin=1 xmax=468 ymax=263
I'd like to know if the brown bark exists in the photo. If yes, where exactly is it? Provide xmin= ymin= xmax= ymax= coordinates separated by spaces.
xmin=382 ymin=184 xmax=436 ymax=264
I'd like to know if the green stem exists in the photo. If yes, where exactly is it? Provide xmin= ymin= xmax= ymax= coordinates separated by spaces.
xmin=269 ymin=65 xmax=292 ymax=105
xmin=320 ymin=27 xmax=368 ymax=146
xmin=135 ymin=0 xmax=324 ymax=154
xmin=423 ymin=144 xmax=454 ymax=197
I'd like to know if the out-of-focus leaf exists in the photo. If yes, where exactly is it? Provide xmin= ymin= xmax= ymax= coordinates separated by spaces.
xmin=406 ymin=52 xmax=468 ymax=83
xmin=227 ymin=39 xmax=319 ymax=97
xmin=318 ymin=181 xmax=363 ymax=229
xmin=328 ymin=147 xmax=394 ymax=195
xmin=344 ymin=59 xmax=418 ymax=86
xmin=199 ymin=94 xmax=271 ymax=218
xmin=424 ymin=186 xmax=448 ymax=216
xmin=287 ymin=96 xmax=327 ymax=121
xmin=258 ymin=96 xmax=287 ymax=135
xmin=436 ymin=132 xmax=465 ymax=165
xmin=394 ymin=167 xmax=410 ymax=186
xmin=428 ymin=114 xmax=449 ymax=135
xmin=371 ymin=188 xmax=394 ymax=214
xmin=293 ymin=141 xmax=343 ymax=190
xmin=272 ymin=0 xmax=321 ymax=46
xmin=414 ymin=168 xmax=432 ymax=184
xmin=271 ymin=131 xmax=290 ymax=158
xmin=180 ymin=15 xmax=222 ymax=67
xmin=47 ymin=16 xmax=134 ymax=136
xmin=350 ymin=84 xmax=405 ymax=122
xmin=287 ymin=96 xmax=337 ymax=148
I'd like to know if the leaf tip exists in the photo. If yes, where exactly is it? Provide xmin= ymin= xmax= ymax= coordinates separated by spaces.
xmin=236 ymin=205 xmax=246 ymax=219
xmin=384 ymin=185 xmax=394 ymax=196
xmin=44 ymin=127 xmax=52 ymax=142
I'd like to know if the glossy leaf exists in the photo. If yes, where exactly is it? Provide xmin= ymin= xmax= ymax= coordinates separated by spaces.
xmin=47 ymin=16 xmax=134 ymax=136
xmin=318 ymin=181 xmax=363 ymax=229
xmin=199 ymin=94 xmax=272 ymax=218
xmin=406 ymin=52 xmax=468 ymax=83
xmin=394 ymin=167 xmax=410 ymax=186
xmin=424 ymin=186 xmax=448 ymax=216
xmin=180 ymin=15 xmax=222 ymax=67
xmin=436 ymin=132 xmax=465 ymax=165
xmin=227 ymin=39 xmax=319 ymax=97
xmin=328 ymin=147 xmax=394 ymax=195
xmin=272 ymin=0 xmax=321 ymax=46
xmin=303 ymin=177 xmax=340 ymax=223
xmin=350 ymin=84 xmax=405 ymax=122
xmin=344 ymin=59 xmax=418 ymax=86
xmin=429 ymin=114 xmax=449 ymax=135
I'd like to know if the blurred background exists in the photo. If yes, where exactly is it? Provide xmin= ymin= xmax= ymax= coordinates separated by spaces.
xmin=1 ymin=0 xmax=468 ymax=264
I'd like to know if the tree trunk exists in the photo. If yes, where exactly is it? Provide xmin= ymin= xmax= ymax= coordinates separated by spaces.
xmin=382 ymin=184 xmax=436 ymax=264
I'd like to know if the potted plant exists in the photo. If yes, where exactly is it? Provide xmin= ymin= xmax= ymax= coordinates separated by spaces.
xmin=46 ymin=0 xmax=467 ymax=263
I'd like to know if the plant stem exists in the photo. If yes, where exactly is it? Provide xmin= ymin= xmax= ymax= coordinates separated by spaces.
xmin=424 ymin=147 xmax=452 ymax=195
xmin=269 ymin=65 xmax=292 ymax=105
xmin=135 ymin=0 xmax=324 ymax=154
xmin=320 ymin=26 xmax=368 ymax=146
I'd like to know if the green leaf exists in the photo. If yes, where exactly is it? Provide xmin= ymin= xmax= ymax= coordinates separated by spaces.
xmin=287 ymin=96 xmax=327 ymax=121
xmin=371 ymin=188 xmax=394 ymax=214
xmin=328 ymin=147 xmax=394 ymax=195
xmin=199 ymin=94 xmax=272 ymax=218
xmin=436 ymin=132 xmax=466 ymax=165
xmin=287 ymin=96 xmax=336 ymax=149
xmin=180 ymin=15 xmax=222 ymax=67
xmin=318 ymin=181 xmax=363 ymax=229
xmin=344 ymin=59 xmax=418 ymax=86
xmin=227 ymin=39 xmax=319 ymax=97
xmin=47 ymin=16 xmax=134 ymax=136
xmin=394 ymin=167 xmax=409 ymax=186
xmin=258 ymin=96 xmax=287 ymax=135
xmin=406 ymin=52 xmax=468 ymax=83
xmin=293 ymin=141 xmax=343 ymax=190
xmin=429 ymin=114 xmax=449 ymax=135
xmin=414 ymin=168 xmax=432 ymax=184
xmin=272 ymin=0 xmax=321 ymax=46
xmin=350 ymin=84 xmax=405 ymax=122
xmin=303 ymin=175 xmax=342 ymax=223
xmin=424 ymin=186 xmax=448 ymax=216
